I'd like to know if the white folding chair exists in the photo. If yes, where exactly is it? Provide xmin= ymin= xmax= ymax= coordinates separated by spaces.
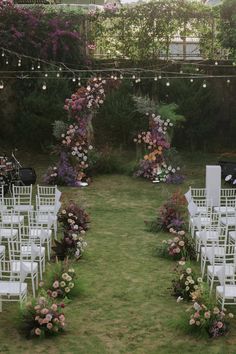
xmin=9 ymin=239 xmax=38 ymax=298
xmin=216 ymin=261 xmax=236 ymax=309
xmin=0 ymin=259 xmax=28 ymax=312
xmin=12 ymin=185 xmax=33 ymax=213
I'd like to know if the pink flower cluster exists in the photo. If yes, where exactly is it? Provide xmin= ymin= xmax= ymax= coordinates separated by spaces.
xmin=163 ymin=229 xmax=186 ymax=257
xmin=47 ymin=268 xmax=76 ymax=299
xmin=27 ymin=296 xmax=65 ymax=337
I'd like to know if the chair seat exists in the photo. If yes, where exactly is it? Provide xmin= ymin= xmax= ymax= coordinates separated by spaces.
xmin=229 ymin=231 xmax=236 ymax=241
xmin=216 ymin=285 xmax=236 ymax=298
xmin=29 ymin=228 xmax=52 ymax=240
xmin=11 ymin=261 xmax=38 ymax=273
xmin=208 ymin=264 xmax=235 ymax=278
xmin=0 ymin=245 xmax=5 ymax=255
xmin=2 ymin=215 xmax=24 ymax=224
xmin=202 ymin=247 xmax=225 ymax=262
xmin=214 ymin=206 xmax=235 ymax=215
xmin=221 ymin=217 xmax=236 ymax=227
xmin=0 ymin=228 xmax=18 ymax=239
xmin=196 ymin=230 xmax=219 ymax=240
xmin=36 ymin=214 xmax=56 ymax=224
xmin=197 ymin=207 xmax=208 ymax=213
xmin=21 ymin=245 xmax=45 ymax=257
xmin=38 ymin=205 xmax=57 ymax=213
xmin=191 ymin=217 xmax=211 ymax=227
xmin=14 ymin=205 xmax=34 ymax=212
xmin=0 ymin=281 xmax=27 ymax=295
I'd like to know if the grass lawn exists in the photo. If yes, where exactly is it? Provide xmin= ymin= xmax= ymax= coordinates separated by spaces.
xmin=1 ymin=152 xmax=236 ymax=354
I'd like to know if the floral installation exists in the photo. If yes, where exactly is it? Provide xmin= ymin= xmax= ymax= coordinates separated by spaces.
xmin=187 ymin=302 xmax=234 ymax=338
xmin=53 ymin=201 xmax=89 ymax=261
xmin=171 ymin=261 xmax=202 ymax=300
xmin=21 ymin=296 xmax=66 ymax=338
xmin=134 ymin=113 xmax=184 ymax=183
xmin=58 ymin=200 xmax=90 ymax=234
xmin=159 ymin=229 xmax=196 ymax=261
xmin=45 ymin=77 xmax=119 ymax=186
xmin=52 ymin=231 xmax=88 ymax=261
xmin=146 ymin=191 xmax=187 ymax=232
xmin=47 ymin=268 xmax=77 ymax=299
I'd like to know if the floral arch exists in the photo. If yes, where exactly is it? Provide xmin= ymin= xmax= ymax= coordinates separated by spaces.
xmin=45 ymin=77 xmax=183 ymax=186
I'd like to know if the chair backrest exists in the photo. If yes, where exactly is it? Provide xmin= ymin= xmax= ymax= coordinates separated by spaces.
xmin=221 ymin=189 xmax=236 ymax=198
xmin=190 ymin=187 xmax=206 ymax=199
xmin=28 ymin=210 xmax=53 ymax=229
xmin=2 ymin=197 xmax=15 ymax=210
xmin=12 ymin=185 xmax=32 ymax=206
xmin=37 ymin=185 xmax=57 ymax=197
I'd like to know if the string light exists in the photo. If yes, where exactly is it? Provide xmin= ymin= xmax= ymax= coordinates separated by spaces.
xmin=31 ymin=64 xmax=35 ymax=71
xmin=227 ymin=79 xmax=230 ymax=84
xmin=166 ymin=80 xmax=170 ymax=87
xmin=195 ymin=67 xmax=199 ymax=72
xmin=132 ymin=74 xmax=136 ymax=80
xmin=45 ymin=73 xmax=48 ymax=77
xmin=18 ymin=58 xmax=21 ymax=67
xmin=202 ymin=80 xmax=207 ymax=88
xmin=119 ymin=74 xmax=123 ymax=80
xmin=56 ymin=73 xmax=60 ymax=78
xmin=179 ymin=69 xmax=183 ymax=74
xmin=42 ymin=82 xmax=47 ymax=90
xmin=59 ymin=66 xmax=62 ymax=72
xmin=190 ymin=78 xmax=194 ymax=83
xmin=1 ymin=51 xmax=5 ymax=57
xmin=37 ymin=62 xmax=41 ymax=69
xmin=158 ymin=74 xmax=162 ymax=79
xmin=215 ymin=61 xmax=218 ymax=66
xmin=0 ymin=81 xmax=4 ymax=89
xmin=72 ymin=76 xmax=76 ymax=82
xmin=5 ymin=58 xmax=8 ymax=65
xmin=154 ymin=75 xmax=158 ymax=81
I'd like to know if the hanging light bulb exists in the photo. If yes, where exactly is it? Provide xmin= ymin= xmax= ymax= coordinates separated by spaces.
xmin=98 ymin=75 xmax=102 ymax=81
xmin=166 ymin=80 xmax=170 ymax=87
xmin=132 ymin=74 xmax=136 ymax=80
xmin=202 ymin=81 xmax=207 ymax=88
xmin=5 ymin=58 xmax=8 ymax=65
xmin=56 ymin=73 xmax=60 ymax=78
xmin=72 ymin=76 xmax=76 ymax=82
xmin=227 ymin=79 xmax=231 ymax=84
xmin=31 ymin=64 xmax=35 ymax=71
xmin=214 ymin=61 xmax=218 ymax=66
xmin=110 ymin=74 xmax=114 ymax=79
xmin=190 ymin=78 xmax=194 ymax=83
xmin=59 ymin=66 xmax=62 ymax=72
xmin=233 ymin=62 xmax=236 ymax=67
xmin=1 ymin=51 xmax=5 ymax=57
xmin=119 ymin=74 xmax=123 ymax=80
xmin=158 ymin=74 xmax=162 ymax=79
xmin=179 ymin=69 xmax=183 ymax=74
xmin=195 ymin=67 xmax=199 ymax=72
xmin=18 ymin=58 xmax=21 ymax=67
xmin=114 ymin=75 xmax=118 ymax=80
xmin=0 ymin=81 xmax=4 ymax=90
xmin=37 ymin=62 xmax=41 ymax=69
xmin=45 ymin=73 xmax=48 ymax=77
xmin=154 ymin=75 xmax=158 ymax=81
xmin=42 ymin=82 xmax=47 ymax=90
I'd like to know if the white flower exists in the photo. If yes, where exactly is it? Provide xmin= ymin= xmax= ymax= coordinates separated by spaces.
xmin=193 ymin=302 xmax=201 ymax=311
xmin=186 ymin=268 xmax=192 ymax=274
xmin=177 ymin=296 xmax=183 ymax=303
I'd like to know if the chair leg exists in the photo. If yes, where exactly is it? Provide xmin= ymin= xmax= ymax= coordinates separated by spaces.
xmin=31 ymin=274 xmax=35 ymax=298
xmin=0 ymin=297 xmax=2 ymax=312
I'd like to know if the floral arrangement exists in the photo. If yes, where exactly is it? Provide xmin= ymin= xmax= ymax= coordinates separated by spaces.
xmin=171 ymin=261 xmax=201 ymax=300
xmin=187 ymin=302 xmax=234 ymax=338
xmin=159 ymin=229 xmax=196 ymax=261
xmin=52 ymin=201 xmax=89 ymax=261
xmin=47 ymin=267 xmax=78 ymax=299
xmin=134 ymin=113 xmax=184 ymax=183
xmin=21 ymin=296 xmax=65 ymax=338
xmin=52 ymin=232 xmax=88 ymax=261
xmin=45 ymin=77 xmax=119 ymax=186
xmin=146 ymin=191 xmax=187 ymax=232
xmin=58 ymin=200 xmax=90 ymax=234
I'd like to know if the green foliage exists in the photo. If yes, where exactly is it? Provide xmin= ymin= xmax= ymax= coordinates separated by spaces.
xmin=94 ymin=82 xmax=146 ymax=148
xmin=15 ymin=79 xmax=71 ymax=150
xmin=219 ymin=0 xmax=236 ymax=56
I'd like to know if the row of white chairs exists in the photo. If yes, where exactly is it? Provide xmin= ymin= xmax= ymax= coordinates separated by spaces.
xmin=185 ymin=187 xmax=236 ymax=309
xmin=0 ymin=185 xmax=62 ymax=311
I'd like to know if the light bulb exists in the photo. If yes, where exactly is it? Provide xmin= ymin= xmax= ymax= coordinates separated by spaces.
xmin=227 ymin=79 xmax=231 ymax=84
xmin=158 ymin=74 xmax=162 ymax=79
xmin=31 ymin=65 xmax=35 ymax=70
xmin=0 ymin=81 xmax=4 ymax=89
xmin=202 ymin=81 xmax=207 ymax=88
xmin=5 ymin=59 xmax=8 ymax=65
xmin=18 ymin=59 xmax=21 ymax=67
xmin=215 ymin=61 xmax=218 ymax=66
xmin=42 ymin=82 xmax=47 ymax=90
xmin=196 ymin=67 xmax=199 ymax=72
xmin=59 ymin=66 xmax=62 ymax=71
xmin=233 ymin=62 xmax=236 ymax=66
xmin=1 ymin=51 xmax=5 ymax=57
xmin=110 ymin=74 xmax=114 ymax=79
xmin=120 ymin=74 xmax=123 ymax=80
xmin=37 ymin=63 xmax=41 ymax=69
xmin=132 ymin=74 xmax=136 ymax=80
xmin=72 ymin=77 xmax=76 ymax=82
xmin=190 ymin=78 xmax=194 ymax=83
xmin=154 ymin=76 xmax=158 ymax=81
xmin=56 ymin=73 xmax=60 ymax=78
xmin=78 ymin=76 xmax=81 ymax=81
xmin=45 ymin=73 xmax=48 ymax=77
xmin=166 ymin=81 xmax=170 ymax=87
xmin=180 ymin=70 xmax=183 ymax=74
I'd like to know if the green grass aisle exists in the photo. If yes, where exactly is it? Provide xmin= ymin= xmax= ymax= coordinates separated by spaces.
xmin=1 ymin=174 xmax=236 ymax=353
